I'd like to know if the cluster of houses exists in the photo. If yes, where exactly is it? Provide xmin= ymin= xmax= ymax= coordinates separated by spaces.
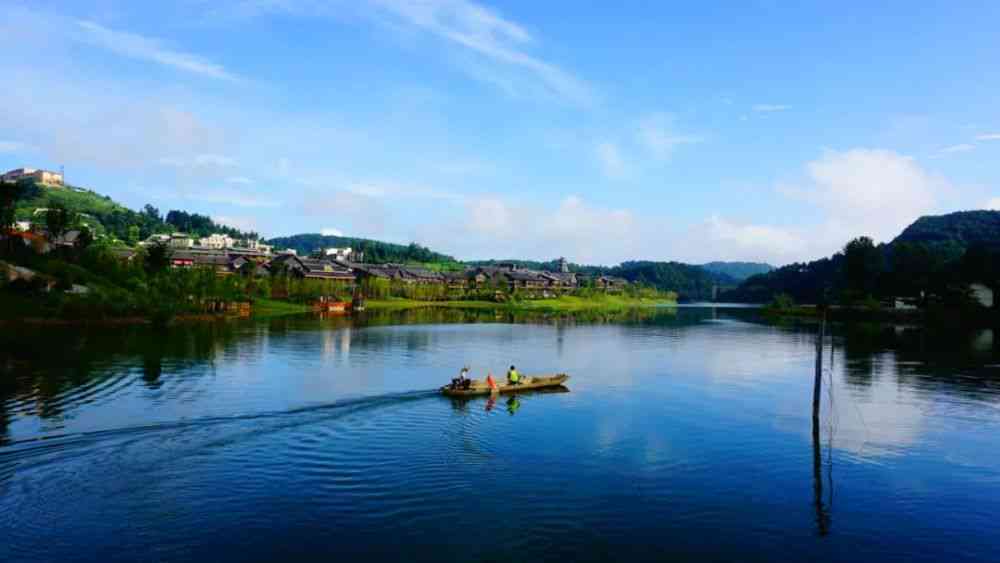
xmin=141 ymin=232 xmax=274 ymax=255
xmin=153 ymin=247 xmax=630 ymax=295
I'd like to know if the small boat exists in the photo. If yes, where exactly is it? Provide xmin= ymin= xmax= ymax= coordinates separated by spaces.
xmin=440 ymin=374 xmax=570 ymax=397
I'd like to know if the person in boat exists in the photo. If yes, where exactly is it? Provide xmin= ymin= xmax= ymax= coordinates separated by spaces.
xmin=507 ymin=365 xmax=520 ymax=386
xmin=451 ymin=366 xmax=472 ymax=390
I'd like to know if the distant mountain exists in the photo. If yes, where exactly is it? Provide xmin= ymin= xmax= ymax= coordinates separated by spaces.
xmin=893 ymin=210 xmax=1000 ymax=249
xmin=266 ymin=233 xmax=457 ymax=264
xmin=700 ymin=261 xmax=774 ymax=281
xmin=721 ymin=210 xmax=1000 ymax=304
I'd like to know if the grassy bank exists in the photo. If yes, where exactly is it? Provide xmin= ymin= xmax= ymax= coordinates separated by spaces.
xmin=365 ymin=294 xmax=676 ymax=312
xmin=251 ymin=298 xmax=311 ymax=318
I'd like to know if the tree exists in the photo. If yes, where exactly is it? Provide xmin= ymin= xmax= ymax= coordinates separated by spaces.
xmin=45 ymin=204 xmax=71 ymax=241
xmin=127 ymin=225 xmax=141 ymax=245
xmin=142 ymin=204 xmax=161 ymax=223
xmin=1 ymin=180 xmax=30 ymax=231
xmin=144 ymin=243 xmax=172 ymax=275
xmin=76 ymin=227 xmax=94 ymax=251
xmin=843 ymin=236 xmax=883 ymax=297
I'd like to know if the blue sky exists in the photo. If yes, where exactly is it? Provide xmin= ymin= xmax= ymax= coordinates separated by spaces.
xmin=2 ymin=1 xmax=999 ymax=265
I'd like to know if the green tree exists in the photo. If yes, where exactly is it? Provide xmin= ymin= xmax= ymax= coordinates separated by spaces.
xmin=144 ymin=243 xmax=172 ymax=275
xmin=843 ymin=236 xmax=883 ymax=297
xmin=127 ymin=225 xmax=141 ymax=245
xmin=45 ymin=204 xmax=72 ymax=241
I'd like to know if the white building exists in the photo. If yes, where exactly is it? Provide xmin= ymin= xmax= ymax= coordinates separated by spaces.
xmin=324 ymin=247 xmax=361 ymax=261
xmin=169 ymin=233 xmax=194 ymax=249
xmin=2 ymin=167 xmax=64 ymax=186
xmin=245 ymin=239 xmax=273 ymax=254
xmin=200 ymin=233 xmax=236 ymax=249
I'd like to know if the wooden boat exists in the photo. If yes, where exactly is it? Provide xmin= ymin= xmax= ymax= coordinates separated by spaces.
xmin=440 ymin=374 xmax=570 ymax=397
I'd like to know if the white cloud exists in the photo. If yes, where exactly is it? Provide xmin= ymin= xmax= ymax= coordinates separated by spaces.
xmin=936 ymin=143 xmax=976 ymax=155
xmin=159 ymin=153 xmax=237 ymax=169
xmin=75 ymin=21 xmax=237 ymax=81
xmin=985 ymin=198 xmax=1000 ymax=210
xmin=636 ymin=113 xmax=702 ymax=159
xmin=344 ymin=180 xmax=462 ymax=201
xmin=175 ymin=187 xmax=279 ymax=208
xmin=225 ymin=176 xmax=253 ymax=185
xmin=213 ymin=215 xmax=257 ymax=233
xmin=595 ymin=142 xmax=628 ymax=179
xmin=195 ymin=154 xmax=237 ymax=167
xmin=752 ymin=104 xmax=791 ymax=113
xmin=976 ymin=133 xmax=1000 ymax=141
xmin=368 ymin=0 xmax=593 ymax=104
xmin=321 ymin=227 xmax=345 ymax=237
xmin=454 ymin=194 xmax=638 ymax=263
xmin=301 ymin=190 xmax=387 ymax=238
xmin=785 ymin=148 xmax=946 ymax=247
xmin=701 ymin=215 xmax=807 ymax=260
xmin=0 ymin=141 xmax=25 ymax=152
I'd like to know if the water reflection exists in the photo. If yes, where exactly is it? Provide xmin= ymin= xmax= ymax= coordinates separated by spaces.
xmin=3 ymin=307 xmax=1000 ymax=562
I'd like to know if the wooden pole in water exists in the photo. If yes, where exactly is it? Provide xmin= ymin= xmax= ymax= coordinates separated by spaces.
xmin=812 ymin=312 xmax=825 ymax=424
xmin=812 ymin=310 xmax=830 ymax=535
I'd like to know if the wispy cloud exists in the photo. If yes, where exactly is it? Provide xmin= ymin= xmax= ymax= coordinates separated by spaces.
xmin=159 ymin=154 xmax=238 ymax=168
xmin=0 ymin=141 xmax=25 ymax=153
xmin=936 ymin=143 xmax=976 ymax=156
xmin=637 ymin=113 xmax=702 ymax=159
xmin=595 ymin=142 xmax=628 ymax=180
xmin=976 ymin=133 xmax=1000 ymax=141
xmin=75 ymin=21 xmax=238 ymax=81
xmin=369 ymin=0 xmax=593 ymax=105
xmin=225 ymin=176 xmax=253 ymax=185
xmin=752 ymin=104 xmax=791 ymax=113
xmin=321 ymin=227 xmax=345 ymax=237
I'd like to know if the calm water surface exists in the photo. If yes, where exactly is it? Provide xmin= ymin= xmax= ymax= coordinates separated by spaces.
xmin=2 ymin=307 xmax=1000 ymax=562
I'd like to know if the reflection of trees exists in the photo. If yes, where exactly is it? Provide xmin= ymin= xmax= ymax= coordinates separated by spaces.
xmin=835 ymin=321 xmax=1000 ymax=401
xmin=0 ymin=322 xmax=243 ymax=427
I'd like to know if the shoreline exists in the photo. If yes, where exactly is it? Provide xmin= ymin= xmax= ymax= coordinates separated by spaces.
xmin=363 ymin=296 xmax=677 ymax=312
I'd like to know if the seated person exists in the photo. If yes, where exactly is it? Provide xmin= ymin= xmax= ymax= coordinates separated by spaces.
xmin=506 ymin=365 xmax=520 ymax=385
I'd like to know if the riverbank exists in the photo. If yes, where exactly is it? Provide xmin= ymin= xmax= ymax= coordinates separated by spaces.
xmin=761 ymin=303 xmax=1000 ymax=327
xmin=365 ymin=294 xmax=676 ymax=312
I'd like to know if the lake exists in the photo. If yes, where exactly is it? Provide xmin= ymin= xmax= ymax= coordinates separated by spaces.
xmin=2 ymin=307 xmax=1000 ymax=562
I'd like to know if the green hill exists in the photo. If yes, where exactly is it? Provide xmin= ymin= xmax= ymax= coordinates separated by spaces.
xmin=721 ymin=210 xmax=1000 ymax=304
xmin=10 ymin=180 xmax=253 ymax=243
xmin=700 ymin=261 xmax=773 ymax=281
xmin=266 ymin=233 xmax=458 ymax=265
xmin=892 ymin=210 xmax=1000 ymax=249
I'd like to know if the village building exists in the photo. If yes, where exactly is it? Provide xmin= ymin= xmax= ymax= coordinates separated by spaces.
xmin=199 ymin=233 xmax=236 ymax=249
xmin=323 ymin=247 xmax=362 ymax=262
xmin=594 ymin=275 xmax=628 ymax=292
xmin=2 ymin=167 xmax=64 ymax=186
xmin=168 ymin=233 xmax=194 ymax=249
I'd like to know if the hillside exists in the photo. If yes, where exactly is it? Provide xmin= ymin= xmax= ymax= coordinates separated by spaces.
xmin=700 ymin=261 xmax=773 ymax=281
xmin=10 ymin=180 xmax=252 ymax=242
xmin=722 ymin=210 xmax=1000 ymax=304
xmin=266 ymin=233 xmax=458 ymax=264
xmin=893 ymin=210 xmax=1000 ymax=249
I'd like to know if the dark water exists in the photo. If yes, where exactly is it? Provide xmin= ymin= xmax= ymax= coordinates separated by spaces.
xmin=2 ymin=307 xmax=1000 ymax=562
